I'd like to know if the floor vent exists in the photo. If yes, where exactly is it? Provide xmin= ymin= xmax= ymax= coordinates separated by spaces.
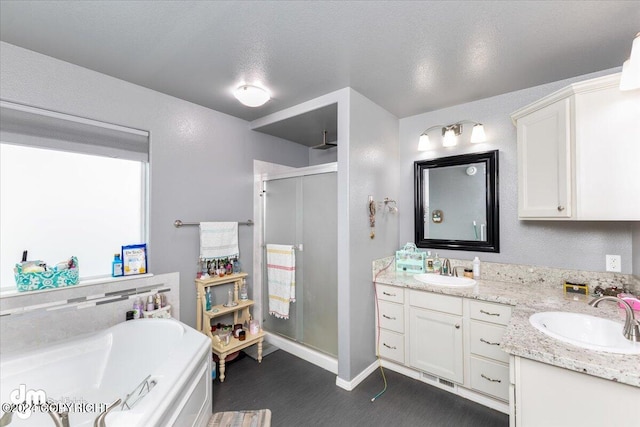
xmin=438 ymin=378 xmax=455 ymax=388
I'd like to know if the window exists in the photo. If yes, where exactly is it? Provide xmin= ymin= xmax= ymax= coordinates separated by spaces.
xmin=0 ymin=101 xmax=148 ymax=291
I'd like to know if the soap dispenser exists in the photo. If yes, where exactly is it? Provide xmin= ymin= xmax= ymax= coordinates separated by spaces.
xmin=426 ymin=251 xmax=434 ymax=273
xmin=433 ymin=253 xmax=442 ymax=275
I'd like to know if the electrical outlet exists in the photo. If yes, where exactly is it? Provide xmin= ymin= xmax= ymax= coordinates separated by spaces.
xmin=605 ymin=255 xmax=621 ymax=273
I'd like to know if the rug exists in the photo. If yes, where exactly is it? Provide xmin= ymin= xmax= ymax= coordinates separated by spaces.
xmin=208 ymin=409 xmax=271 ymax=427
xmin=242 ymin=342 xmax=279 ymax=360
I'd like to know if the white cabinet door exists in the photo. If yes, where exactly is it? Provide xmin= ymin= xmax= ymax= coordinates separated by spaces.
xmin=513 ymin=357 xmax=640 ymax=427
xmin=516 ymin=99 xmax=572 ymax=219
xmin=409 ymin=306 xmax=463 ymax=383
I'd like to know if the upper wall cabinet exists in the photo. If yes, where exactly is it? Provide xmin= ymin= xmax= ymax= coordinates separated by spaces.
xmin=511 ymin=73 xmax=640 ymax=221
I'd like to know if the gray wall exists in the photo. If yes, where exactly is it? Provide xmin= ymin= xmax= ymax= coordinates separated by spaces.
xmin=338 ymin=89 xmax=399 ymax=381
xmin=0 ymin=42 xmax=310 ymax=328
xmin=399 ymin=67 xmax=636 ymax=274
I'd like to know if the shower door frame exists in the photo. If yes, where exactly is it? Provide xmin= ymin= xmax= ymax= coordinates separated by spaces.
xmin=260 ymin=162 xmax=338 ymax=355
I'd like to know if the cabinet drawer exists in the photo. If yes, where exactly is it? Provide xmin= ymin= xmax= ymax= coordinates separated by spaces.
xmin=376 ymin=284 xmax=404 ymax=304
xmin=470 ymin=321 xmax=509 ymax=363
xmin=470 ymin=356 xmax=509 ymax=401
xmin=378 ymin=300 xmax=404 ymax=333
xmin=409 ymin=290 xmax=462 ymax=315
xmin=378 ymin=329 xmax=404 ymax=363
xmin=469 ymin=300 xmax=512 ymax=326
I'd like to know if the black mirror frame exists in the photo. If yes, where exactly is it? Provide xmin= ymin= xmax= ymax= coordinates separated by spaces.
xmin=414 ymin=149 xmax=499 ymax=253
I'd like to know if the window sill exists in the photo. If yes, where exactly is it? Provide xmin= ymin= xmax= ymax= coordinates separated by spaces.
xmin=0 ymin=273 xmax=154 ymax=299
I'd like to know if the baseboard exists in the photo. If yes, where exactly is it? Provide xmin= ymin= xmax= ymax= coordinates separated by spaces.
xmin=335 ymin=359 xmax=380 ymax=391
xmin=264 ymin=332 xmax=338 ymax=374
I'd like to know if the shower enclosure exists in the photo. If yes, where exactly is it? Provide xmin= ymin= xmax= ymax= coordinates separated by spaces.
xmin=262 ymin=165 xmax=337 ymax=357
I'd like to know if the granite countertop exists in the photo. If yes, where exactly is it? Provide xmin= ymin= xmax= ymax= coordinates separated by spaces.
xmin=374 ymin=269 xmax=640 ymax=388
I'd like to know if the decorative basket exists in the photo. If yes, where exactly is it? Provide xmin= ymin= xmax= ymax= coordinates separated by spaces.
xmin=395 ymin=243 xmax=426 ymax=273
xmin=14 ymin=257 xmax=79 ymax=292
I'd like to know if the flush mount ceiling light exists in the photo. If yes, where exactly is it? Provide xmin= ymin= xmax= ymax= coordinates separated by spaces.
xmin=418 ymin=121 xmax=486 ymax=151
xmin=620 ymin=32 xmax=640 ymax=91
xmin=234 ymin=84 xmax=271 ymax=107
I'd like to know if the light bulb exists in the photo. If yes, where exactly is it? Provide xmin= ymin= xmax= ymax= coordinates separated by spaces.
xmin=442 ymin=129 xmax=457 ymax=147
xmin=470 ymin=124 xmax=486 ymax=143
xmin=234 ymin=84 xmax=271 ymax=107
xmin=418 ymin=134 xmax=431 ymax=151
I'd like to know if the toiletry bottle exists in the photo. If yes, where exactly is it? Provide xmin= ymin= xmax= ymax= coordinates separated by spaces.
xmin=473 ymin=256 xmax=481 ymax=279
xmin=426 ymin=251 xmax=434 ymax=273
xmin=146 ymin=295 xmax=155 ymax=312
xmin=112 ymin=253 xmax=123 ymax=277
xmin=433 ymin=253 xmax=442 ymax=275
xmin=239 ymin=280 xmax=248 ymax=300
xmin=133 ymin=297 xmax=143 ymax=319
xmin=205 ymin=288 xmax=212 ymax=311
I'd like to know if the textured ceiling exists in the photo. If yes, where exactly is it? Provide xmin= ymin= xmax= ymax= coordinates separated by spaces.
xmin=0 ymin=1 xmax=638 ymax=122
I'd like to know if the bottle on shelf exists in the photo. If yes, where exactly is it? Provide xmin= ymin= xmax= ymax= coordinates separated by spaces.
xmin=112 ymin=253 xmax=123 ymax=277
xmin=205 ymin=288 xmax=212 ymax=311
xmin=239 ymin=280 xmax=248 ymax=301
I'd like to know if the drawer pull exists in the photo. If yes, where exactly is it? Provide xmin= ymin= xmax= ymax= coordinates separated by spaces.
xmin=480 ymin=338 xmax=500 ymax=346
xmin=481 ymin=374 xmax=502 ymax=383
xmin=382 ymin=291 xmax=396 ymax=297
xmin=557 ymin=205 xmax=565 ymax=212
xmin=383 ymin=343 xmax=396 ymax=350
xmin=455 ymin=324 xmax=460 ymax=329
xmin=480 ymin=309 xmax=500 ymax=317
xmin=382 ymin=314 xmax=396 ymax=320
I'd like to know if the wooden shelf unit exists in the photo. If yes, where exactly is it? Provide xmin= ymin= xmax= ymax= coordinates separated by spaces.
xmin=195 ymin=273 xmax=264 ymax=382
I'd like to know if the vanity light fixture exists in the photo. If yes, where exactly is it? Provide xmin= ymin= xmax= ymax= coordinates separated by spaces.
xmin=418 ymin=121 xmax=486 ymax=150
xmin=234 ymin=84 xmax=271 ymax=107
xmin=620 ymin=32 xmax=640 ymax=91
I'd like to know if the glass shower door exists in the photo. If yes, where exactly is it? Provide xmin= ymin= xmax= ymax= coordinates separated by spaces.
xmin=263 ymin=171 xmax=337 ymax=357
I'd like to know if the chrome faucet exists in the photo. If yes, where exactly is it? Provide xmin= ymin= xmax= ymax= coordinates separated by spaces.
xmin=47 ymin=408 xmax=70 ymax=427
xmin=94 ymin=398 xmax=121 ymax=427
xmin=588 ymin=296 xmax=640 ymax=342
xmin=441 ymin=258 xmax=452 ymax=276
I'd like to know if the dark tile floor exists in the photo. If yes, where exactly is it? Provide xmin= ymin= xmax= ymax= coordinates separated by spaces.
xmin=212 ymin=350 xmax=509 ymax=426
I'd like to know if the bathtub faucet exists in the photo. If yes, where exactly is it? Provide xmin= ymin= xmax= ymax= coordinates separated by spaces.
xmin=94 ymin=398 xmax=121 ymax=427
xmin=47 ymin=405 xmax=69 ymax=427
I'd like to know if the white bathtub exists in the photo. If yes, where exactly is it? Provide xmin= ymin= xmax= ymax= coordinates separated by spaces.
xmin=0 ymin=318 xmax=211 ymax=427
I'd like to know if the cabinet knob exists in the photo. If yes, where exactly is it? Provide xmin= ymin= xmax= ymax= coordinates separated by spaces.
xmin=455 ymin=324 xmax=460 ymax=329
xmin=557 ymin=205 xmax=565 ymax=212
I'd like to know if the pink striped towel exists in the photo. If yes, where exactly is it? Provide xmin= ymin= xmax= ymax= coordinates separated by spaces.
xmin=266 ymin=244 xmax=295 ymax=319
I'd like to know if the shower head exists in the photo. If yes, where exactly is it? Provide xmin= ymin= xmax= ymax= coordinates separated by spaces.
xmin=311 ymin=130 xmax=337 ymax=150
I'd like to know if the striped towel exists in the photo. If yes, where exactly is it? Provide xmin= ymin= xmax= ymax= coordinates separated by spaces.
xmin=267 ymin=244 xmax=296 ymax=319
xmin=199 ymin=222 xmax=239 ymax=260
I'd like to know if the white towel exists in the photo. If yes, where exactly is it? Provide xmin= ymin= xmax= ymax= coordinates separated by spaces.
xmin=267 ymin=244 xmax=296 ymax=319
xmin=199 ymin=222 xmax=239 ymax=260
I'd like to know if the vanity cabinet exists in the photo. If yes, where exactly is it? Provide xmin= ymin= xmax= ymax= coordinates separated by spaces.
xmin=468 ymin=300 xmax=511 ymax=401
xmin=375 ymin=284 xmax=513 ymax=412
xmin=510 ymin=356 xmax=640 ymax=427
xmin=511 ymin=73 xmax=640 ymax=220
xmin=408 ymin=291 xmax=464 ymax=383
xmin=375 ymin=284 xmax=405 ymax=363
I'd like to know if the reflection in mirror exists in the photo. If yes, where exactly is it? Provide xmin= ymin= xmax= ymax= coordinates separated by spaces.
xmin=415 ymin=150 xmax=499 ymax=252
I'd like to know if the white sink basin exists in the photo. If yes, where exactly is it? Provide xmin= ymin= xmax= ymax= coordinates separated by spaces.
xmin=529 ymin=311 xmax=640 ymax=354
xmin=413 ymin=274 xmax=476 ymax=288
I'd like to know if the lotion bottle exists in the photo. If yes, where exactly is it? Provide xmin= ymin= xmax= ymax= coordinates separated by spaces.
xmin=473 ymin=256 xmax=481 ymax=279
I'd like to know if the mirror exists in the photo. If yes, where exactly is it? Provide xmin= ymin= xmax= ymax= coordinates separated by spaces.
xmin=414 ymin=150 xmax=499 ymax=252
